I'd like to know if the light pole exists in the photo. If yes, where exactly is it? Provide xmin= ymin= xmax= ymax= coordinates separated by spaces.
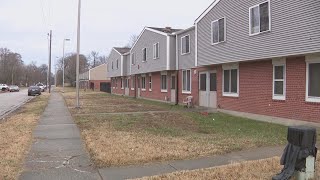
xmin=62 ymin=38 xmax=70 ymax=93
xmin=76 ymin=0 xmax=81 ymax=108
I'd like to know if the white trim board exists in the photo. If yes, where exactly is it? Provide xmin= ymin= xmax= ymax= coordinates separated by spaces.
xmin=195 ymin=0 xmax=221 ymax=24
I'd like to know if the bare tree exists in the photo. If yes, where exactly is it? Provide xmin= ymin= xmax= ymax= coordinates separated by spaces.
xmin=125 ymin=34 xmax=138 ymax=48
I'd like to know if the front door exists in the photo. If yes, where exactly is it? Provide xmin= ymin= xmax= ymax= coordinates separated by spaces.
xmin=137 ymin=76 xmax=141 ymax=98
xmin=171 ymin=74 xmax=176 ymax=103
xmin=125 ymin=78 xmax=129 ymax=96
xmin=199 ymin=71 xmax=217 ymax=108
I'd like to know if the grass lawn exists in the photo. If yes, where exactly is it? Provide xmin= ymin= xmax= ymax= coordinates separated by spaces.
xmin=61 ymin=88 xmax=288 ymax=168
xmin=134 ymin=157 xmax=320 ymax=180
xmin=0 ymin=93 xmax=50 ymax=180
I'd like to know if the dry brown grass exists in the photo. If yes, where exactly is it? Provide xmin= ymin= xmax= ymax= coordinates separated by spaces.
xmin=74 ymin=112 xmax=284 ymax=168
xmin=135 ymin=157 xmax=320 ymax=180
xmin=0 ymin=93 xmax=49 ymax=180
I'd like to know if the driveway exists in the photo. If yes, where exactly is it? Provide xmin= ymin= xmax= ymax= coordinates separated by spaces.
xmin=0 ymin=89 xmax=33 ymax=119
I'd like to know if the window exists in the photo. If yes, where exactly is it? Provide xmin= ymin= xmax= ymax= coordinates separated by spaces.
xmin=210 ymin=73 xmax=217 ymax=91
xmin=306 ymin=56 xmax=320 ymax=102
xmin=149 ymin=75 xmax=152 ymax=91
xmin=116 ymin=59 xmax=119 ymax=69
xmin=142 ymin=48 xmax=147 ymax=62
xmin=181 ymin=35 xmax=190 ymax=55
xmin=182 ymin=70 xmax=191 ymax=93
xmin=273 ymin=59 xmax=286 ymax=100
xmin=131 ymin=53 xmax=135 ymax=65
xmin=141 ymin=76 xmax=146 ymax=90
xmin=111 ymin=62 xmax=114 ymax=70
xmin=199 ymin=73 xmax=206 ymax=91
xmin=171 ymin=76 xmax=176 ymax=90
xmin=161 ymin=75 xmax=167 ymax=92
xmin=153 ymin=43 xmax=160 ymax=59
xmin=223 ymin=64 xmax=239 ymax=97
xmin=211 ymin=18 xmax=225 ymax=44
xmin=121 ymin=78 xmax=124 ymax=89
xmin=249 ymin=1 xmax=270 ymax=35
xmin=131 ymin=77 xmax=135 ymax=90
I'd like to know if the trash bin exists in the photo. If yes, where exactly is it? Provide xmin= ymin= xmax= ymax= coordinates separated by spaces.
xmin=273 ymin=126 xmax=317 ymax=180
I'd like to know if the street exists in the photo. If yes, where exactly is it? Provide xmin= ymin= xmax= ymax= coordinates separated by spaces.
xmin=0 ymin=89 xmax=33 ymax=119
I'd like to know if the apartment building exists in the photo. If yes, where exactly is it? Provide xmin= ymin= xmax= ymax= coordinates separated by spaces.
xmin=79 ymin=63 xmax=110 ymax=91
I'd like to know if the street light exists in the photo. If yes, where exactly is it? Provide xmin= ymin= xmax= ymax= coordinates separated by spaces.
xmin=62 ymin=38 xmax=70 ymax=93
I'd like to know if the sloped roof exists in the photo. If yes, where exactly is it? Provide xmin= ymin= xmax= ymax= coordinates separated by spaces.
xmin=148 ymin=27 xmax=182 ymax=34
xmin=114 ymin=47 xmax=131 ymax=55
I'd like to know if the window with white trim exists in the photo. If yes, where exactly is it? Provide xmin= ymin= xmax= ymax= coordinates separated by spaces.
xmin=131 ymin=53 xmax=135 ymax=65
xmin=153 ymin=43 xmax=159 ymax=59
xmin=116 ymin=59 xmax=119 ymax=69
xmin=161 ymin=75 xmax=167 ymax=91
xmin=111 ymin=62 xmax=114 ymax=70
xmin=182 ymin=70 xmax=191 ymax=93
xmin=141 ymin=76 xmax=146 ymax=90
xmin=149 ymin=75 xmax=152 ymax=91
xmin=142 ymin=48 xmax=147 ymax=62
xmin=306 ymin=61 xmax=320 ymax=102
xmin=273 ymin=60 xmax=286 ymax=100
xmin=249 ymin=1 xmax=270 ymax=35
xmin=125 ymin=78 xmax=129 ymax=88
xmin=223 ymin=64 xmax=239 ymax=97
xmin=211 ymin=18 xmax=225 ymax=44
xmin=131 ymin=77 xmax=135 ymax=90
xmin=181 ymin=35 xmax=190 ymax=55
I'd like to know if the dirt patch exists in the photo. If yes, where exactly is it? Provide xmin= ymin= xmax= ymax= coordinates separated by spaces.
xmin=0 ymin=93 xmax=49 ymax=180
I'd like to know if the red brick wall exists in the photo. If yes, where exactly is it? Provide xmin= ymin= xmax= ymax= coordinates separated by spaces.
xmin=89 ymin=80 xmax=110 ymax=91
xmin=111 ymin=77 xmax=125 ymax=95
xmin=217 ymin=56 xmax=320 ymax=122
xmin=138 ymin=72 xmax=172 ymax=102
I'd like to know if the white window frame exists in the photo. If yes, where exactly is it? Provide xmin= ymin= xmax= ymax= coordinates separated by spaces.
xmin=222 ymin=63 xmax=239 ymax=97
xmin=149 ymin=74 xmax=152 ymax=91
xmin=306 ymin=54 xmax=320 ymax=103
xmin=181 ymin=35 xmax=191 ymax=55
xmin=125 ymin=78 xmax=129 ymax=89
xmin=141 ymin=75 xmax=146 ymax=91
xmin=211 ymin=17 xmax=226 ymax=45
xmin=182 ymin=69 xmax=192 ymax=94
xmin=131 ymin=77 xmax=135 ymax=91
xmin=142 ymin=48 xmax=147 ymax=62
xmin=161 ymin=72 xmax=168 ymax=93
xmin=131 ymin=53 xmax=135 ymax=65
xmin=249 ymin=0 xmax=271 ymax=36
xmin=272 ymin=58 xmax=286 ymax=100
xmin=111 ymin=61 xmax=114 ymax=70
xmin=153 ymin=42 xmax=160 ymax=59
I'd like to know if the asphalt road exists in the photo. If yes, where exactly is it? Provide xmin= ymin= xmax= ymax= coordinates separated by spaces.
xmin=0 ymin=89 xmax=33 ymax=119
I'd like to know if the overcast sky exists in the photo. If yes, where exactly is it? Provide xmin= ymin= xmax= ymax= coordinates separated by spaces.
xmin=0 ymin=0 xmax=212 ymax=66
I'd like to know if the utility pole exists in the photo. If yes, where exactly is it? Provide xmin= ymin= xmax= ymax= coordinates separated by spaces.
xmin=76 ymin=0 xmax=81 ymax=107
xmin=62 ymin=39 xmax=70 ymax=93
xmin=48 ymin=30 xmax=52 ymax=93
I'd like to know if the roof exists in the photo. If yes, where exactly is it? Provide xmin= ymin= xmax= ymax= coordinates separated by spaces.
xmin=195 ymin=0 xmax=221 ymax=23
xmin=173 ymin=26 xmax=195 ymax=35
xmin=113 ymin=47 xmax=131 ymax=55
xmin=148 ymin=27 xmax=182 ymax=34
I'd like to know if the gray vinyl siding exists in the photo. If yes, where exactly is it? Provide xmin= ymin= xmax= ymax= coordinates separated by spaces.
xmin=124 ymin=54 xmax=130 ymax=76
xmin=169 ymin=36 xmax=177 ymax=70
xmin=177 ymin=28 xmax=195 ymax=69
xmin=197 ymin=0 xmax=320 ymax=66
xmin=107 ymin=49 xmax=121 ymax=78
xmin=131 ymin=29 xmax=168 ymax=75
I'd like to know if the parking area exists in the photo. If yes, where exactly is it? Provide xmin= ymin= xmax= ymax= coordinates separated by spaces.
xmin=0 ymin=89 xmax=33 ymax=119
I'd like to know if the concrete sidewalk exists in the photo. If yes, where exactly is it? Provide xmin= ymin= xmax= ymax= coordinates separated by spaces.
xmin=98 ymin=146 xmax=284 ymax=180
xmin=19 ymin=92 xmax=100 ymax=180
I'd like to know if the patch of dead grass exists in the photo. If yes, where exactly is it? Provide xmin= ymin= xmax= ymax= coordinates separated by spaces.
xmin=0 ymin=93 xmax=49 ymax=180
xmin=135 ymin=157 xmax=320 ymax=180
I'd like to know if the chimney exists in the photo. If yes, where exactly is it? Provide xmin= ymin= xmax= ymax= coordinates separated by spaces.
xmin=164 ymin=27 xmax=172 ymax=33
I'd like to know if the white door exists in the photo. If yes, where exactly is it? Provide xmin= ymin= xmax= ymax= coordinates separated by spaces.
xmin=171 ymin=75 xmax=176 ymax=103
xmin=199 ymin=71 xmax=217 ymax=108
xmin=125 ymin=78 xmax=129 ymax=96
xmin=137 ymin=77 xmax=141 ymax=98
